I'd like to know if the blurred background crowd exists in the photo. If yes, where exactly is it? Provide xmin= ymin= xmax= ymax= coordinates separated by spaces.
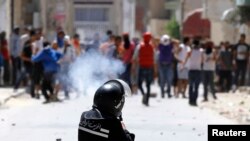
xmin=0 ymin=0 xmax=250 ymax=106
xmin=0 ymin=26 xmax=249 ymax=107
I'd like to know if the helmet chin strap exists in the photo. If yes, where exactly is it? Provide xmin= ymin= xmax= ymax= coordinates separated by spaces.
xmin=118 ymin=113 xmax=123 ymax=121
xmin=114 ymin=96 xmax=124 ymax=109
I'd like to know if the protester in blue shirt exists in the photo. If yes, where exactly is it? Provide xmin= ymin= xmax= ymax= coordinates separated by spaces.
xmin=32 ymin=42 xmax=63 ymax=104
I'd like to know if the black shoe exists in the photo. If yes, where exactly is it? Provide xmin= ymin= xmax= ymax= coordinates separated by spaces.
xmin=202 ymin=99 xmax=208 ymax=102
xmin=142 ymin=95 xmax=149 ymax=106
xmin=213 ymin=95 xmax=217 ymax=100
xmin=142 ymin=95 xmax=146 ymax=103
xmin=52 ymin=97 xmax=62 ymax=102
xmin=143 ymin=101 xmax=149 ymax=106
xmin=161 ymin=94 xmax=165 ymax=98
xmin=190 ymin=102 xmax=198 ymax=107
xmin=168 ymin=95 xmax=172 ymax=98
xmin=35 ymin=94 xmax=40 ymax=99
xmin=43 ymin=100 xmax=51 ymax=104
xmin=182 ymin=95 xmax=187 ymax=99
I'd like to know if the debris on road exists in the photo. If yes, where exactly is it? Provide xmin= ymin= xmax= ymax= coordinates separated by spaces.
xmin=201 ymin=91 xmax=250 ymax=124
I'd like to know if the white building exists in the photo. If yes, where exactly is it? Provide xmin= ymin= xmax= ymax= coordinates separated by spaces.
xmin=73 ymin=0 xmax=135 ymax=42
xmin=123 ymin=0 xmax=136 ymax=37
xmin=203 ymin=0 xmax=250 ymax=44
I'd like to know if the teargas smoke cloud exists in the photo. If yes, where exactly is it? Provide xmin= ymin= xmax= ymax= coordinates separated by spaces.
xmin=67 ymin=51 xmax=125 ymax=95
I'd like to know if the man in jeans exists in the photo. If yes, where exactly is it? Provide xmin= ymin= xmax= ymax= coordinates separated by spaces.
xmin=218 ymin=41 xmax=233 ymax=92
xmin=132 ymin=32 xmax=156 ymax=106
xmin=10 ymin=27 xmax=21 ymax=85
xmin=187 ymin=40 xmax=203 ymax=106
xmin=233 ymin=34 xmax=249 ymax=87
xmin=158 ymin=34 xmax=174 ymax=98
xmin=203 ymin=41 xmax=217 ymax=101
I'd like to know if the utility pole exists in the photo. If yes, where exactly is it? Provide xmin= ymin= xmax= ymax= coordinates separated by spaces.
xmin=180 ymin=0 xmax=185 ymax=41
xmin=10 ymin=0 xmax=14 ymax=30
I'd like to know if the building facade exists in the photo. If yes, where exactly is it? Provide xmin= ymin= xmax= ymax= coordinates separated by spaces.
xmin=73 ymin=0 xmax=125 ymax=42
xmin=202 ymin=0 xmax=250 ymax=44
xmin=0 ymin=0 xmax=11 ymax=37
xmin=11 ymin=0 xmax=74 ymax=41
xmin=136 ymin=0 xmax=169 ymax=38
xmin=40 ymin=0 xmax=74 ymax=41
xmin=9 ymin=0 xmax=136 ymax=42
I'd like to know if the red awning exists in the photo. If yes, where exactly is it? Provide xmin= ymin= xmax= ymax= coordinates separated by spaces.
xmin=182 ymin=8 xmax=211 ymax=38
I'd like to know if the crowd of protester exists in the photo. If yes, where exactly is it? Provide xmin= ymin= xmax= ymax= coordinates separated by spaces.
xmin=0 ymin=27 xmax=249 ymax=106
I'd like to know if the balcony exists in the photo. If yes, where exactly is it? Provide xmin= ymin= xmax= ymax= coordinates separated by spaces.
xmin=236 ymin=0 xmax=250 ymax=6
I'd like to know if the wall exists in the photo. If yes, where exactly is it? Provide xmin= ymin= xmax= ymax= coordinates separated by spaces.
xmin=203 ymin=0 xmax=250 ymax=44
xmin=149 ymin=19 xmax=169 ymax=38
xmin=149 ymin=0 xmax=165 ymax=19
xmin=114 ymin=0 xmax=123 ymax=34
xmin=135 ymin=0 xmax=149 ymax=36
xmin=73 ymin=0 xmax=126 ymax=41
xmin=205 ymin=0 xmax=235 ymax=21
xmin=184 ymin=0 xmax=202 ymax=18
xmin=123 ymin=0 xmax=135 ymax=37
xmin=41 ymin=0 xmax=74 ymax=41
xmin=0 ymin=0 xmax=11 ymax=38
xmin=204 ymin=0 xmax=231 ymax=44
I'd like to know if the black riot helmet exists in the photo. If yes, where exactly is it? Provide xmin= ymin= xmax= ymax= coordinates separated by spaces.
xmin=93 ymin=79 xmax=131 ymax=117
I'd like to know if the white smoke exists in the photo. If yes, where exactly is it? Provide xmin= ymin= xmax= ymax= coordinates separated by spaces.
xmin=67 ymin=51 xmax=125 ymax=95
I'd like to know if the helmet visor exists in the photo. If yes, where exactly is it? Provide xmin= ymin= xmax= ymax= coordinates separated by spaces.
xmin=116 ymin=79 xmax=132 ymax=96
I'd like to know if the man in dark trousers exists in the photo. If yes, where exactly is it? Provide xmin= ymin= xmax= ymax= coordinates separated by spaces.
xmin=233 ymin=34 xmax=249 ymax=88
xmin=32 ymin=42 xmax=63 ymax=104
xmin=132 ymin=32 xmax=156 ymax=106
xmin=78 ymin=79 xmax=135 ymax=141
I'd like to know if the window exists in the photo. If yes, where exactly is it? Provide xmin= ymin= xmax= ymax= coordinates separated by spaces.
xmin=165 ymin=9 xmax=173 ymax=19
xmin=75 ymin=8 xmax=109 ymax=22
xmin=165 ymin=0 xmax=177 ymax=2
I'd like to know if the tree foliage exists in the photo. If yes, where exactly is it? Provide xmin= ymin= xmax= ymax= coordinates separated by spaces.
xmin=166 ymin=18 xmax=180 ymax=39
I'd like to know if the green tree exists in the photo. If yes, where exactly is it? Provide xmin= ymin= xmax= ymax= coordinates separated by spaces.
xmin=166 ymin=18 xmax=180 ymax=39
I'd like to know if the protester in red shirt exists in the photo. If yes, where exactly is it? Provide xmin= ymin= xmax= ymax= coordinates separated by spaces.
xmin=120 ymin=33 xmax=135 ymax=88
xmin=0 ymin=31 xmax=10 ymax=86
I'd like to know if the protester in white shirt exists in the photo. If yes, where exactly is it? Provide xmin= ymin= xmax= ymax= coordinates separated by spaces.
xmin=187 ymin=39 xmax=203 ymax=106
xmin=175 ymin=37 xmax=191 ymax=98
xmin=233 ymin=34 xmax=249 ymax=88
xmin=20 ymin=27 xmax=30 ymax=56
xmin=203 ymin=41 xmax=217 ymax=101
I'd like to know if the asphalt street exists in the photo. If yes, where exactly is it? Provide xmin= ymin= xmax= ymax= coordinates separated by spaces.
xmin=0 ymin=85 xmax=235 ymax=141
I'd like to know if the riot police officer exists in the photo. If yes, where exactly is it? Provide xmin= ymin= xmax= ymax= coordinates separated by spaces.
xmin=78 ymin=79 xmax=135 ymax=141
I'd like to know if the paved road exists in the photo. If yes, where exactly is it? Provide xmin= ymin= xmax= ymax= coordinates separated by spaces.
xmin=0 ymin=85 xmax=235 ymax=141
